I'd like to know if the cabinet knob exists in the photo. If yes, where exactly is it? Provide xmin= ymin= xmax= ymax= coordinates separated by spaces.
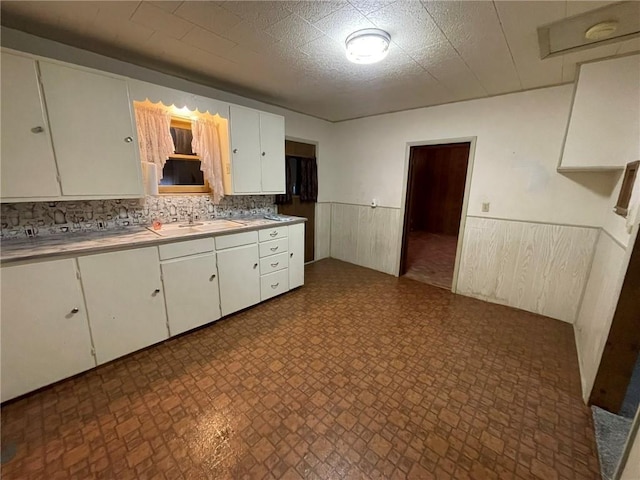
xmin=124 ymin=136 xmax=133 ymax=143
xmin=253 ymin=263 xmax=258 ymax=269
xmin=153 ymin=288 xmax=161 ymax=295
xmin=290 ymin=252 xmax=294 ymax=258
xmin=70 ymin=307 xmax=79 ymax=314
xmin=261 ymin=152 xmax=266 ymax=157
xmin=31 ymin=126 xmax=44 ymax=134
xmin=210 ymin=274 xmax=216 ymax=281
xmin=233 ymin=148 xmax=238 ymax=154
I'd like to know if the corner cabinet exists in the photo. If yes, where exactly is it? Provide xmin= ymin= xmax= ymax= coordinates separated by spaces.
xmin=227 ymin=105 xmax=285 ymax=194
xmin=0 ymin=259 xmax=96 ymax=402
xmin=0 ymin=50 xmax=143 ymax=202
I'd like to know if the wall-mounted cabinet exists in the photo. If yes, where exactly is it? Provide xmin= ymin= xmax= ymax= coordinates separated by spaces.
xmin=227 ymin=105 xmax=285 ymax=194
xmin=560 ymin=54 xmax=640 ymax=171
xmin=0 ymin=50 xmax=144 ymax=202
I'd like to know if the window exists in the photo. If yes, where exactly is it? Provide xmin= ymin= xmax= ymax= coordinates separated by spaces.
xmin=159 ymin=117 xmax=210 ymax=194
xmin=615 ymin=160 xmax=639 ymax=217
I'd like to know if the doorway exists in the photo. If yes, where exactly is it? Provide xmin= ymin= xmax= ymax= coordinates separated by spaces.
xmin=399 ymin=142 xmax=471 ymax=289
xmin=276 ymin=140 xmax=317 ymax=263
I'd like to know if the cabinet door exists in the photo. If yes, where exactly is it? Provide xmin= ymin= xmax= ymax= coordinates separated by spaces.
xmin=288 ymin=223 xmax=305 ymax=289
xmin=217 ymin=244 xmax=260 ymax=316
xmin=1 ymin=259 xmax=95 ymax=402
xmin=162 ymin=253 xmax=221 ymax=336
xmin=259 ymin=113 xmax=286 ymax=193
xmin=229 ymin=105 xmax=261 ymax=193
xmin=39 ymin=61 xmax=143 ymax=197
xmin=78 ymin=247 xmax=168 ymax=364
xmin=0 ymin=52 xmax=61 ymax=199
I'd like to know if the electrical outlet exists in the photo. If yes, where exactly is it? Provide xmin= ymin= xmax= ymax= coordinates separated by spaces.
xmin=482 ymin=202 xmax=490 ymax=213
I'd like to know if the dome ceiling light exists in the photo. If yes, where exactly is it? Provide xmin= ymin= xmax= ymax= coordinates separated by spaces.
xmin=345 ymin=28 xmax=391 ymax=64
xmin=584 ymin=20 xmax=619 ymax=41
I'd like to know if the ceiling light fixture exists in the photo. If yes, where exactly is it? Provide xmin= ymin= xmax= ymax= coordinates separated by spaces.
xmin=345 ymin=28 xmax=391 ymax=64
xmin=584 ymin=20 xmax=619 ymax=41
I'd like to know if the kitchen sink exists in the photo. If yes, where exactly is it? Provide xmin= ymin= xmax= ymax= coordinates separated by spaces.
xmin=147 ymin=219 xmax=244 ymax=237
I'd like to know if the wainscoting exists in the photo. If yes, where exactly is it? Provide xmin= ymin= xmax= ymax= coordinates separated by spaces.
xmin=574 ymin=230 xmax=627 ymax=400
xmin=315 ymin=202 xmax=331 ymax=261
xmin=456 ymin=216 xmax=599 ymax=323
xmin=330 ymin=203 xmax=401 ymax=275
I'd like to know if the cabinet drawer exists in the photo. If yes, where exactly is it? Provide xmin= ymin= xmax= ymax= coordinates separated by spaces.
xmin=259 ymin=226 xmax=287 ymax=242
xmin=260 ymin=252 xmax=288 ymax=275
xmin=259 ymin=237 xmax=288 ymax=257
xmin=215 ymin=231 xmax=257 ymax=250
xmin=159 ymin=238 xmax=214 ymax=260
xmin=260 ymin=269 xmax=289 ymax=301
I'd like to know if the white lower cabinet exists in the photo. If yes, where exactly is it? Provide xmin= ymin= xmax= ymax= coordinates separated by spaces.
xmin=0 ymin=259 xmax=95 ymax=402
xmin=217 ymin=244 xmax=261 ymax=316
xmin=288 ymin=223 xmax=305 ymax=289
xmin=78 ymin=247 xmax=168 ymax=365
xmin=161 ymin=252 xmax=221 ymax=336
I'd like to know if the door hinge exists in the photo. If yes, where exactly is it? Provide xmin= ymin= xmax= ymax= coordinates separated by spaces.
xmin=90 ymin=348 xmax=96 ymax=357
xmin=56 ymin=174 xmax=62 ymax=186
xmin=76 ymin=269 xmax=81 ymax=280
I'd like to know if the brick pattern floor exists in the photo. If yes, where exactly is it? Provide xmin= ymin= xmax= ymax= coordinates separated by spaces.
xmin=404 ymin=231 xmax=458 ymax=289
xmin=1 ymin=259 xmax=599 ymax=479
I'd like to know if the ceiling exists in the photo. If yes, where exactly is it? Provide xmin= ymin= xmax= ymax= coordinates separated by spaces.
xmin=1 ymin=1 xmax=639 ymax=122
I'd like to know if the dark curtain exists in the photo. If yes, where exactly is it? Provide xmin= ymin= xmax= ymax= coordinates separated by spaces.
xmin=275 ymin=157 xmax=293 ymax=204
xmin=299 ymin=157 xmax=318 ymax=202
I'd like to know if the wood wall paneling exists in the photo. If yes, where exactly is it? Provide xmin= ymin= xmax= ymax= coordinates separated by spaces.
xmin=457 ymin=217 xmax=598 ymax=323
xmin=574 ymin=231 xmax=627 ymax=400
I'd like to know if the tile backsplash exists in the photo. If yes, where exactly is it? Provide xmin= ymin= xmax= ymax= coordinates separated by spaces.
xmin=1 ymin=195 xmax=275 ymax=239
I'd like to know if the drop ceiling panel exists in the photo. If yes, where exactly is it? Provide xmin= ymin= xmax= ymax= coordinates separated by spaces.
xmin=422 ymin=0 xmax=522 ymax=95
xmin=494 ymin=1 xmax=565 ymax=89
xmin=0 ymin=0 xmax=637 ymax=121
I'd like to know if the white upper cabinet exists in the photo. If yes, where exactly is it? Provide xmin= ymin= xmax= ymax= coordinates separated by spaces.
xmin=260 ymin=112 xmax=286 ymax=193
xmin=560 ymin=54 xmax=640 ymax=170
xmin=0 ymin=52 xmax=61 ymax=200
xmin=229 ymin=105 xmax=262 ymax=193
xmin=39 ymin=61 xmax=143 ymax=196
xmin=228 ymin=105 xmax=285 ymax=195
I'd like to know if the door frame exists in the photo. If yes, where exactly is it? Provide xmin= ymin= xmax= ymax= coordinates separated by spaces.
xmin=395 ymin=136 xmax=477 ymax=293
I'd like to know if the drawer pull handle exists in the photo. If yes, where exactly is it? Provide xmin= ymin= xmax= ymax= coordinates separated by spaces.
xmin=270 ymin=231 xmax=278 ymax=237
xmin=253 ymin=263 xmax=258 ymax=269
xmin=31 ymin=126 xmax=44 ymax=134
xmin=270 ymin=246 xmax=279 ymax=251
xmin=70 ymin=307 xmax=79 ymax=314
xmin=210 ymin=274 xmax=216 ymax=281
xmin=271 ymin=283 xmax=279 ymax=289
xmin=270 ymin=262 xmax=279 ymax=267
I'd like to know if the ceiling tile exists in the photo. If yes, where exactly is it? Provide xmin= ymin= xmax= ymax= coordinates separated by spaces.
xmin=565 ymin=0 xmax=619 ymax=17
xmin=312 ymin=4 xmax=375 ymax=44
xmin=494 ymin=1 xmax=565 ymax=89
xmin=285 ymin=1 xmax=346 ymax=23
xmin=94 ymin=1 xmax=141 ymax=20
xmin=218 ymin=20 xmax=280 ymax=56
xmin=410 ymin=42 xmax=487 ymax=99
xmin=561 ymin=42 xmax=620 ymax=82
xmin=265 ymin=13 xmax=324 ymax=47
xmin=348 ymin=0 xmax=395 ymax=16
xmin=130 ymin=2 xmax=193 ymax=40
xmin=366 ymin=1 xmax=447 ymax=53
xmin=182 ymin=26 xmax=238 ymax=57
xmin=220 ymin=1 xmax=293 ymax=30
xmin=422 ymin=1 xmax=522 ymax=95
xmin=173 ymin=2 xmax=242 ymax=37
xmin=146 ymin=1 xmax=182 ymax=14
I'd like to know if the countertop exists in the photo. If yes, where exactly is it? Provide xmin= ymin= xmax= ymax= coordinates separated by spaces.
xmin=0 ymin=215 xmax=306 ymax=265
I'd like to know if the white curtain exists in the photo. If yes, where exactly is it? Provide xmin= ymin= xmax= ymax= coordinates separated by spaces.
xmin=133 ymin=103 xmax=174 ymax=180
xmin=191 ymin=117 xmax=225 ymax=203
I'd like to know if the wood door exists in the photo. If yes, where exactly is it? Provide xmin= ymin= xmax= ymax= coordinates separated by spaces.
xmin=1 ymin=259 xmax=95 ymax=402
xmin=39 ymin=61 xmax=143 ymax=197
xmin=259 ymin=112 xmax=285 ymax=193
xmin=288 ymin=223 xmax=305 ymax=289
xmin=217 ymin=244 xmax=260 ymax=316
xmin=0 ymin=52 xmax=61 ymax=200
xmin=78 ymin=247 xmax=168 ymax=365
xmin=229 ymin=105 xmax=261 ymax=193
xmin=161 ymin=253 xmax=221 ymax=336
